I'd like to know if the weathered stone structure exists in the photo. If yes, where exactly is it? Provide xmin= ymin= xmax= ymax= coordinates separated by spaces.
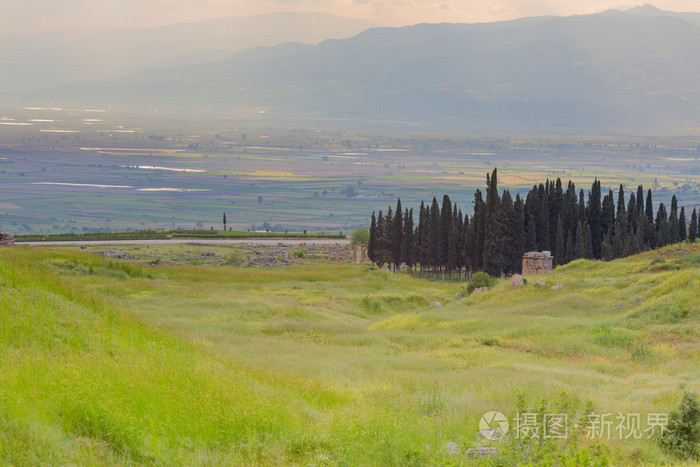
xmin=0 ymin=231 xmax=14 ymax=247
xmin=353 ymin=244 xmax=368 ymax=264
xmin=522 ymin=251 xmax=553 ymax=275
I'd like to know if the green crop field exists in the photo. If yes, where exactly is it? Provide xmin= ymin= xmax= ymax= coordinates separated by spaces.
xmin=1 ymin=112 xmax=699 ymax=236
xmin=1 ymin=241 xmax=698 ymax=465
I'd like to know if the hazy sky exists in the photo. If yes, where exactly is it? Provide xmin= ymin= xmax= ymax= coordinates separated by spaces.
xmin=3 ymin=0 xmax=700 ymax=33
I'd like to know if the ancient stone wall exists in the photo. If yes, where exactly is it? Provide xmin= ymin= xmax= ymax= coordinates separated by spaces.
xmin=522 ymin=251 xmax=553 ymax=275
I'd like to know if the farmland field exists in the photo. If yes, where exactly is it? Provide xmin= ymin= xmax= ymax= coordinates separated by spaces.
xmin=1 ymin=108 xmax=699 ymax=235
xmin=1 ymin=241 xmax=698 ymax=465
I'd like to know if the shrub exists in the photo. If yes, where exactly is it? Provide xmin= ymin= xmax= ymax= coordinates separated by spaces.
xmin=660 ymin=391 xmax=700 ymax=460
xmin=225 ymin=251 xmax=246 ymax=267
xmin=351 ymin=227 xmax=370 ymax=247
xmin=463 ymin=271 xmax=495 ymax=295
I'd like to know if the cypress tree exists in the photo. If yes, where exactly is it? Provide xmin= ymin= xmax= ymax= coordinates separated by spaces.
xmin=462 ymin=213 xmax=473 ymax=274
xmin=223 ymin=212 xmax=227 ymax=231
xmin=602 ymin=190 xmax=616 ymax=240
xmin=668 ymin=196 xmax=680 ymax=244
xmin=611 ymin=221 xmax=622 ymax=258
xmin=565 ymin=230 xmax=574 ymax=263
xmin=690 ymin=208 xmax=698 ymax=242
xmin=375 ymin=211 xmax=386 ymax=268
xmin=627 ymin=193 xmax=638 ymax=237
xmin=417 ymin=202 xmax=427 ymax=274
xmin=383 ymin=207 xmax=393 ymax=267
xmin=496 ymin=190 xmax=515 ymax=274
xmin=575 ymin=221 xmax=586 ymax=259
xmin=678 ymin=207 xmax=687 ymax=241
xmin=483 ymin=169 xmax=502 ymax=275
xmin=601 ymin=232 xmax=614 ymax=261
xmin=524 ymin=186 xmax=539 ymax=251
xmin=616 ymin=185 xmax=626 ymax=219
xmin=368 ymin=212 xmax=377 ymax=264
xmin=401 ymin=208 xmax=414 ymax=272
xmin=587 ymin=179 xmax=603 ymax=258
xmin=578 ymin=189 xmax=587 ymax=225
xmin=428 ymin=197 xmax=441 ymax=273
xmin=513 ymin=194 xmax=527 ymax=272
xmin=636 ymin=185 xmax=644 ymax=216
xmin=555 ymin=216 xmax=565 ymax=266
xmin=391 ymin=199 xmax=403 ymax=271
xmin=439 ymin=195 xmax=452 ymax=272
xmin=583 ymin=221 xmax=594 ymax=259
xmin=537 ymin=185 xmax=550 ymax=251
xmin=645 ymin=190 xmax=656 ymax=248
xmin=656 ymin=203 xmax=668 ymax=248
xmin=447 ymin=216 xmax=461 ymax=277
xmin=549 ymin=179 xmax=564 ymax=254
xmin=455 ymin=208 xmax=465 ymax=277
xmin=473 ymin=189 xmax=486 ymax=269
xmin=645 ymin=189 xmax=654 ymax=222
xmin=635 ymin=225 xmax=646 ymax=253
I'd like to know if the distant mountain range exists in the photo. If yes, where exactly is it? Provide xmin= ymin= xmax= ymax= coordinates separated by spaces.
xmin=0 ymin=12 xmax=377 ymax=93
xmin=20 ymin=5 xmax=700 ymax=132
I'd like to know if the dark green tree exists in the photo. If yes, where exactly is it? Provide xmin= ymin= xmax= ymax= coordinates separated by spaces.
xmin=473 ymin=189 xmax=486 ymax=269
xmin=555 ymin=216 xmax=565 ymax=266
xmin=439 ymin=195 xmax=452 ymax=272
xmin=401 ymin=208 xmax=415 ymax=272
xmin=222 ymin=212 xmax=227 ymax=231
xmin=602 ymin=190 xmax=616 ymax=239
xmin=368 ymin=212 xmax=377 ymax=264
xmin=565 ymin=230 xmax=574 ymax=263
xmin=587 ymin=179 xmax=602 ymax=258
xmin=690 ymin=208 xmax=698 ymax=242
xmin=391 ymin=199 xmax=403 ymax=271
xmin=668 ymin=195 xmax=680 ymax=244
xmin=428 ymin=197 xmax=441 ymax=273
xmin=483 ymin=169 xmax=504 ymax=276
xmin=678 ymin=207 xmax=687 ymax=241
xmin=656 ymin=203 xmax=669 ymax=248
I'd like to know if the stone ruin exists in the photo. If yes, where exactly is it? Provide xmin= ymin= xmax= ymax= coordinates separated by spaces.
xmin=353 ymin=244 xmax=368 ymax=264
xmin=0 ymin=231 xmax=14 ymax=247
xmin=522 ymin=251 xmax=553 ymax=275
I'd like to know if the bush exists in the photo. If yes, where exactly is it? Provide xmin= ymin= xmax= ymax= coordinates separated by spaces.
xmin=660 ymin=390 xmax=700 ymax=460
xmin=463 ymin=271 xmax=495 ymax=294
xmin=225 ymin=251 xmax=246 ymax=267
xmin=351 ymin=227 xmax=370 ymax=247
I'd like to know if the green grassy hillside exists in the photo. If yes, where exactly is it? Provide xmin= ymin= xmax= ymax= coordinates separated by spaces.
xmin=1 ymin=243 xmax=698 ymax=465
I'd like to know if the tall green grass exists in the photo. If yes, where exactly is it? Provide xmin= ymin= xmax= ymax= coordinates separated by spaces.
xmin=1 ymin=243 xmax=698 ymax=465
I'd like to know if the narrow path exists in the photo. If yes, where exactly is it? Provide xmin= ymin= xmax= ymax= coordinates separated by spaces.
xmin=17 ymin=239 xmax=351 ymax=246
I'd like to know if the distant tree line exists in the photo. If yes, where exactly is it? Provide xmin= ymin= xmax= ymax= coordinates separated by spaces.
xmin=368 ymin=168 xmax=696 ymax=278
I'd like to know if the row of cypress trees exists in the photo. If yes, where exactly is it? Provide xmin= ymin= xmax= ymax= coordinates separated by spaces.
xmin=368 ymin=168 xmax=697 ymax=277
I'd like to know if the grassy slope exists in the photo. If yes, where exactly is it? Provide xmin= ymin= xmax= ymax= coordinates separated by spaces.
xmin=0 ymin=243 xmax=698 ymax=465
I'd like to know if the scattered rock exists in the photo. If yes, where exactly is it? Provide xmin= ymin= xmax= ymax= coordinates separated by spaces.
xmin=99 ymin=250 xmax=139 ymax=259
xmin=454 ymin=292 xmax=463 ymax=300
xmin=511 ymin=274 xmax=524 ymax=287
xmin=551 ymin=284 xmax=565 ymax=291
xmin=634 ymin=296 xmax=645 ymax=305
xmin=534 ymin=281 xmax=547 ymax=287
xmin=429 ymin=301 xmax=442 ymax=309
xmin=613 ymin=304 xmax=623 ymax=310
xmin=445 ymin=441 xmax=460 ymax=456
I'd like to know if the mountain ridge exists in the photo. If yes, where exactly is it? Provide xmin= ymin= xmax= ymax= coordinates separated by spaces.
xmin=21 ymin=5 xmax=700 ymax=132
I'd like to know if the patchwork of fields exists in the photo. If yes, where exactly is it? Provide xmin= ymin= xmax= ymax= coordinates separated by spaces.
xmin=1 ymin=109 xmax=699 ymax=235
xmin=1 ymin=242 xmax=698 ymax=464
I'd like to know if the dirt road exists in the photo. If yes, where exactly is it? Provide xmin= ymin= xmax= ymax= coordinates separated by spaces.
xmin=17 ymin=239 xmax=351 ymax=246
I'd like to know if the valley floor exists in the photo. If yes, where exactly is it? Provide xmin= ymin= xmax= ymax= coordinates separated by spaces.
xmin=0 ymin=242 xmax=698 ymax=465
